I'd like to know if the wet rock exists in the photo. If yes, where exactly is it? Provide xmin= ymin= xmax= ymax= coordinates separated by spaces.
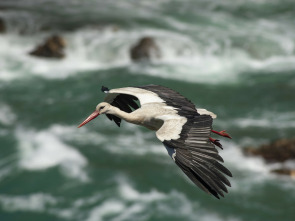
xmin=130 ymin=37 xmax=161 ymax=62
xmin=0 ymin=17 xmax=5 ymax=33
xmin=29 ymin=35 xmax=66 ymax=59
xmin=271 ymin=168 xmax=295 ymax=177
xmin=244 ymin=138 xmax=295 ymax=177
xmin=244 ymin=138 xmax=295 ymax=163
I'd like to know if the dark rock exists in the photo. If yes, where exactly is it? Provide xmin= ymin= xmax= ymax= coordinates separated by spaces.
xmin=0 ymin=17 xmax=5 ymax=33
xmin=271 ymin=168 xmax=295 ymax=177
xmin=29 ymin=35 xmax=66 ymax=59
xmin=244 ymin=138 xmax=295 ymax=163
xmin=130 ymin=37 xmax=161 ymax=62
xmin=245 ymin=138 xmax=295 ymax=177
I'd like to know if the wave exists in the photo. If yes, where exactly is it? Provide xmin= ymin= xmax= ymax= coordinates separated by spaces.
xmin=83 ymin=176 xmax=240 ymax=221
xmin=0 ymin=193 xmax=58 ymax=212
xmin=221 ymin=140 xmax=295 ymax=196
xmin=1 ymin=170 xmax=293 ymax=221
xmin=4 ymin=123 xmax=295 ymax=220
xmin=0 ymin=103 xmax=16 ymax=126
xmin=15 ymin=126 xmax=88 ymax=181
xmin=1 ymin=0 xmax=295 ymax=85
xmin=40 ymin=123 xmax=295 ymax=196
xmin=75 ymin=122 xmax=168 ymax=157
xmin=1 ymin=22 xmax=295 ymax=84
xmin=36 ymin=123 xmax=293 ymax=180
xmin=0 ymin=175 xmax=238 ymax=221
xmin=216 ymin=111 xmax=295 ymax=129
xmin=6 ymin=113 xmax=295 ymax=191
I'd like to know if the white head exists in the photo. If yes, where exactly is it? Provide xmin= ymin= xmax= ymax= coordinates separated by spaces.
xmin=95 ymin=102 xmax=112 ymax=114
xmin=78 ymin=102 xmax=113 ymax=128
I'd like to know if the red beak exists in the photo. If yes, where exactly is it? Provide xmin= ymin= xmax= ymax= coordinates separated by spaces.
xmin=78 ymin=110 xmax=100 ymax=128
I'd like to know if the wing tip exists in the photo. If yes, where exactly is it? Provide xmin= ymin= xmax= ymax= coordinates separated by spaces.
xmin=101 ymin=86 xmax=109 ymax=93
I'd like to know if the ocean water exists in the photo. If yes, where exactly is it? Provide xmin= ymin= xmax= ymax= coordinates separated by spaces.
xmin=1 ymin=0 xmax=295 ymax=220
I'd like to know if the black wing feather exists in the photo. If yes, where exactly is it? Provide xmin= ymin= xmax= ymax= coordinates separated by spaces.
xmin=138 ymin=85 xmax=197 ymax=113
xmin=103 ymin=90 xmax=140 ymax=127
xmin=163 ymin=113 xmax=232 ymax=199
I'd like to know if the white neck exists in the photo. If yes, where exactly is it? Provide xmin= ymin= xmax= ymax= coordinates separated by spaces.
xmin=108 ymin=106 xmax=139 ymax=124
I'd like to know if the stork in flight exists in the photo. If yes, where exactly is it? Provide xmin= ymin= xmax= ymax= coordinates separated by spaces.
xmin=78 ymin=85 xmax=232 ymax=199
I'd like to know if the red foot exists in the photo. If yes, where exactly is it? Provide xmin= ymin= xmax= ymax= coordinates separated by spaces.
xmin=209 ymin=137 xmax=223 ymax=149
xmin=211 ymin=130 xmax=232 ymax=139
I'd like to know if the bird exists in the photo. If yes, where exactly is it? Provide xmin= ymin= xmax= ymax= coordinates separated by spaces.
xmin=78 ymin=84 xmax=232 ymax=199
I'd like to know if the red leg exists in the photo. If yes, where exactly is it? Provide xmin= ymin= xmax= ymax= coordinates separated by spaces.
xmin=209 ymin=137 xmax=223 ymax=149
xmin=211 ymin=130 xmax=232 ymax=139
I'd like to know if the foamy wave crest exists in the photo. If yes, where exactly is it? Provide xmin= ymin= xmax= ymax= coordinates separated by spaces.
xmin=221 ymin=141 xmax=268 ymax=174
xmin=74 ymin=122 xmax=168 ymax=157
xmin=86 ymin=200 xmax=125 ymax=221
xmin=0 ymin=103 xmax=16 ymax=126
xmin=85 ymin=176 xmax=239 ymax=221
xmin=219 ymin=141 xmax=295 ymax=195
xmin=1 ymin=23 xmax=295 ymax=84
xmin=117 ymin=176 xmax=166 ymax=202
xmin=104 ymin=131 xmax=166 ymax=157
xmin=0 ymin=26 xmax=127 ymax=81
xmin=15 ymin=126 xmax=88 ymax=181
xmin=217 ymin=111 xmax=295 ymax=129
xmin=0 ymin=193 xmax=58 ymax=212
xmin=48 ymin=122 xmax=287 ymax=185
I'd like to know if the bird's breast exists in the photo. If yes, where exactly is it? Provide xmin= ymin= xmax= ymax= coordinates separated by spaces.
xmin=130 ymin=103 xmax=175 ymax=130
xmin=141 ymin=117 xmax=163 ymax=131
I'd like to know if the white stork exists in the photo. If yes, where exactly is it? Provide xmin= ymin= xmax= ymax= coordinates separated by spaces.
xmin=78 ymin=85 xmax=232 ymax=199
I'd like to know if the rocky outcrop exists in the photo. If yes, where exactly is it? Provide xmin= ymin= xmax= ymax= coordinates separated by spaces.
xmin=29 ymin=35 xmax=66 ymax=58
xmin=244 ymin=138 xmax=295 ymax=163
xmin=130 ymin=37 xmax=161 ymax=62
xmin=271 ymin=168 xmax=295 ymax=177
xmin=0 ymin=17 xmax=5 ymax=33
xmin=244 ymin=138 xmax=295 ymax=177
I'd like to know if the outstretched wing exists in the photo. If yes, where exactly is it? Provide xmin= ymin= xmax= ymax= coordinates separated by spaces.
xmin=103 ymin=93 xmax=140 ymax=127
xmin=139 ymin=85 xmax=217 ymax=118
xmin=157 ymin=114 xmax=232 ymax=199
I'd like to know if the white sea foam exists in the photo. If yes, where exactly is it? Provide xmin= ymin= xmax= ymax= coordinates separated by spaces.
xmin=68 ymin=118 xmax=286 ymax=184
xmin=0 ymin=173 xmax=243 ymax=221
xmin=0 ymin=103 xmax=16 ymax=126
xmin=15 ymin=126 xmax=88 ymax=181
xmin=0 ymin=193 xmax=58 ymax=212
xmin=112 ymin=204 xmax=145 ymax=221
xmin=85 ymin=177 xmax=194 ymax=221
xmin=86 ymin=200 xmax=125 ymax=221
xmin=1 ymin=22 xmax=295 ymax=84
xmin=47 ymin=124 xmax=108 ymax=146
xmin=105 ymin=132 xmax=166 ymax=156
xmin=118 ymin=177 xmax=166 ymax=202
xmin=112 ymin=177 xmax=241 ymax=221
xmin=47 ymin=193 xmax=104 ymax=220
xmin=221 ymin=141 xmax=268 ymax=174
xmin=218 ymin=140 xmax=295 ymax=194
xmin=46 ymin=123 xmax=167 ymax=157
xmin=217 ymin=111 xmax=295 ymax=129
xmin=14 ymin=121 xmax=286 ymax=194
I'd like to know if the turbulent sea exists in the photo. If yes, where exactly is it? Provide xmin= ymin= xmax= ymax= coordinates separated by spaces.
xmin=1 ymin=0 xmax=295 ymax=220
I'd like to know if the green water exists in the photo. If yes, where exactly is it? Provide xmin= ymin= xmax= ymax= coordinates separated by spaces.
xmin=1 ymin=1 xmax=295 ymax=221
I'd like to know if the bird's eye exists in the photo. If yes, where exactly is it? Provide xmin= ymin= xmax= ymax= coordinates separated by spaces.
xmin=99 ymin=106 xmax=105 ymax=110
